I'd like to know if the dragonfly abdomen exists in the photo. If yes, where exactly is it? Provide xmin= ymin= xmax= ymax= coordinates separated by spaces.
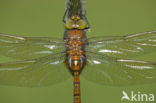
xmin=73 ymin=72 xmax=81 ymax=103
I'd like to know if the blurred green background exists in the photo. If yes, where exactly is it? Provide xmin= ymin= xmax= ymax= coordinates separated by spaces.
xmin=0 ymin=0 xmax=156 ymax=103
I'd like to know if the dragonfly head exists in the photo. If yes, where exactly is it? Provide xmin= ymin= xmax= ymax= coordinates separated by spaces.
xmin=65 ymin=16 xmax=87 ymax=30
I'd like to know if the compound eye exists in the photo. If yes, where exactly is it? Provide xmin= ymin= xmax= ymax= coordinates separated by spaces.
xmin=77 ymin=20 xmax=87 ymax=29
xmin=65 ymin=16 xmax=87 ymax=29
xmin=65 ymin=19 xmax=74 ymax=29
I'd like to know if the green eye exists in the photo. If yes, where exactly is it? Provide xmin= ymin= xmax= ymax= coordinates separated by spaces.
xmin=77 ymin=20 xmax=87 ymax=29
xmin=65 ymin=19 xmax=87 ymax=29
xmin=65 ymin=19 xmax=74 ymax=29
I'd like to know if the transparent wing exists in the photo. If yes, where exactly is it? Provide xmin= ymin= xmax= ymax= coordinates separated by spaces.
xmin=81 ymin=52 xmax=156 ymax=86
xmin=0 ymin=33 xmax=65 ymax=59
xmin=87 ymin=31 xmax=156 ymax=59
xmin=0 ymin=53 xmax=71 ymax=87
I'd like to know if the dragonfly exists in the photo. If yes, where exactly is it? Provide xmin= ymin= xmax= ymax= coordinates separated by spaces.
xmin=0 ymin=0 xmax=156 ymax=103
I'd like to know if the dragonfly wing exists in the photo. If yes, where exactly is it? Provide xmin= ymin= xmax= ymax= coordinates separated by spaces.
xmin=81 ymin=52 xmax=156 ymax=86
xmin=87 ymin=31 xmax=156 ymax=59
xmin=0 ymin=33 xmax=65 ymax=59
xmin=0 ymin=53 xmax=71 ymax=87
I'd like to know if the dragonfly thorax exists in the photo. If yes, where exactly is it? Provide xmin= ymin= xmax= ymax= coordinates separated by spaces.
xmin=65 ymin=29 xmax=86 ymax=55
xmin=64 ymin=27 xmax=87 ymax=75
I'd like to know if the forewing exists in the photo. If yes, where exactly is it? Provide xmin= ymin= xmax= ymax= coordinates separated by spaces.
xmin=81 ymin=52 xmax=156 ymax=86
xmin=87 ymin=31 xmax=156 ymax=59
xmin=0 ymin=33 xmax=65 ymax=59
xmin=0 ymin=53 xmax=71 ymax=87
